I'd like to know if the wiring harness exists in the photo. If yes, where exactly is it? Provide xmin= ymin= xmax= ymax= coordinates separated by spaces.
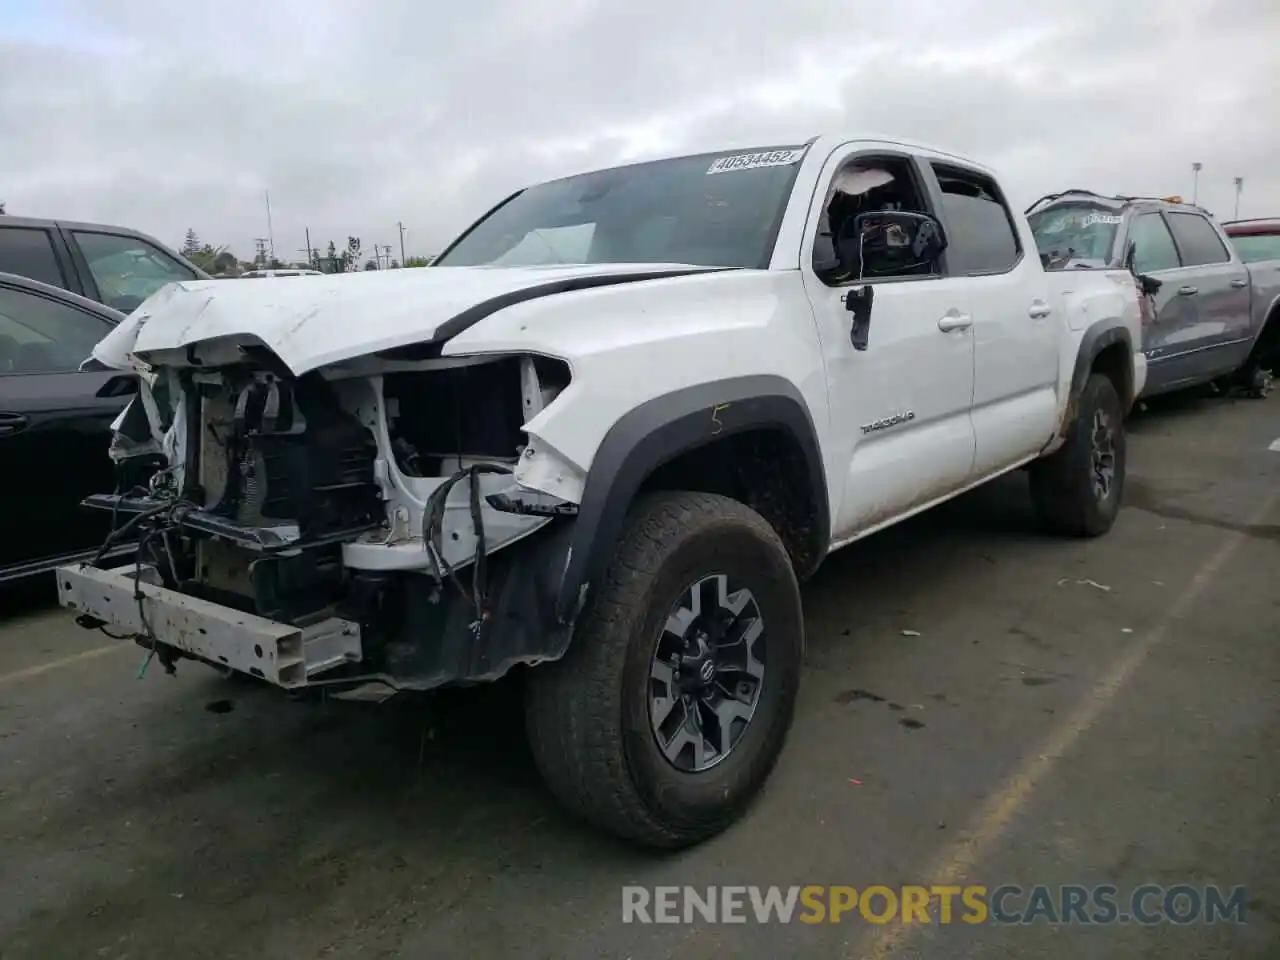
xmin=420 ymin=463 xmax=514 ymax=634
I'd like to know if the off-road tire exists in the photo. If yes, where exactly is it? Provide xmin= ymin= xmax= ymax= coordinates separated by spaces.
xmin=524 ymin=491 xmax=804 ymax=849
xmin=1029 ymin=372 xmax=1126 ymax=537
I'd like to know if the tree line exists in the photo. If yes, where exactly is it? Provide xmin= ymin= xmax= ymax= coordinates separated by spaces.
xmin=180 ymin=229 xmax=433 ymax=276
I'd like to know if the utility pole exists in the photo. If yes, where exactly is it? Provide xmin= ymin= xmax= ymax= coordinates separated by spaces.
xmin=398 ymin=222 xmax=407 ymax=265
xmin=1191 ymin=162 xmax=1202 ymax=204
xmin=1233 ymin=177 xmax=1243 ymax=219
xmin=305 ymin=227 xmax=312 ymax=267
xmin=264 ymin=190 xmax=276 ymax=262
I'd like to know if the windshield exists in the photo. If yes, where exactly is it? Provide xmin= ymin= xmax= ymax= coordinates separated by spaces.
xmin=434 ymin=145 xmax=810 ymax=270
xmin=1228 ymin=232 xmax=1280 ymax=264
xmin=1027 ymin=201 xmax=1124 ymax=265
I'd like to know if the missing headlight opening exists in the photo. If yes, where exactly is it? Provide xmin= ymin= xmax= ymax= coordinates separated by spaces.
xmin=74 ymin=346 xmax=580 ymax=693
xmin=382 ymin=354 xmax=569 ymax=476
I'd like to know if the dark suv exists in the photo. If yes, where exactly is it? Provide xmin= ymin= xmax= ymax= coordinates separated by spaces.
xmin=0 ymin=215 xmax=209 ymax=314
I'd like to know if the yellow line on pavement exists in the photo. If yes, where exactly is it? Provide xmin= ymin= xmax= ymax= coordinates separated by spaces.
xmin=856 ymin=486 xmax=1280 ymax=960
xmin=0 ymin=641 xmax=130 ymax=687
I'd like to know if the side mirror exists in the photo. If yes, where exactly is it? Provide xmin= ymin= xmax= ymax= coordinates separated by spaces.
xmin=95 ymin=374 xmax=138 ymax=398
xmin=1137 ymin=273 xmax=1163 ymax=296
xmin=1124 ymin=241 xmax=1163 ymax=295
xmin=854 ymin=211 xmax=948 ymax=263
xmin=823 ymin=211 xmax=946 ymax=282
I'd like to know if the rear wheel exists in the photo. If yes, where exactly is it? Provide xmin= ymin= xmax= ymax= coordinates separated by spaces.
xmin=1244 ymin=364 xmax=1273 ymax=400
xmin=524 ymin=491 xmax=803 ymax=849
xmin=1029 ymin=372 xmax=1126 ymax=537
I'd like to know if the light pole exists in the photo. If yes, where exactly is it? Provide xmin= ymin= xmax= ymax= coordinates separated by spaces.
xmin=1233 ymin=177 xmax=1243 ymax=219
xmin=1191 ymin=162 xmax=1202 ymax=204
xmin=398 ymin=221 xmax=407 ymax=265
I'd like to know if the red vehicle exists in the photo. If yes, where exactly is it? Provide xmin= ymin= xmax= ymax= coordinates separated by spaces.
xmin=1219 ymin=218 xmax=1280 ymax=397
xmin=1222 ymin=218 xmax=1280 ymax=264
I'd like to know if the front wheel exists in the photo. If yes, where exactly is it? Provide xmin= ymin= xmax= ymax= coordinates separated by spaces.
xmin=1028 ymin=372 xmax=1126 ymax=537
xmin=524 ymin=491 xmax=804 ymax=849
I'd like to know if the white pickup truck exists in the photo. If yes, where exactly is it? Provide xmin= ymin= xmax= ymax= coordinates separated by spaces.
xmin=59 ymin=135 xmax=1146 ymax=849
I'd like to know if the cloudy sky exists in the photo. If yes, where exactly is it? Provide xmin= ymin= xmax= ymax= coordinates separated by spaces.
xmin=2 ymin=0 xmax=1276 ymax=263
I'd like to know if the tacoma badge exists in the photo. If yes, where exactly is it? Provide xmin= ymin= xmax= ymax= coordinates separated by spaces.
xmin=860 ymin=411 xmax=916 ymax=434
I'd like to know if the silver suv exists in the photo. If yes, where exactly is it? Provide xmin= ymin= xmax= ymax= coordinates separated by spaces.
xmin=1028 ymin=191 xmax=1279 ymax=399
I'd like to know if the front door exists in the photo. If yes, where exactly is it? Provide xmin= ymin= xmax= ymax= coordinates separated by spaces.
xmin=0 ymin=283 xmax=127 ymax=574
xmin=798 ymin=145 xmax=976 ymax=541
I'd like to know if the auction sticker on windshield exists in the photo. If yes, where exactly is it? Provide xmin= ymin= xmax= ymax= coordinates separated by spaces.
xmin=707 ymin=148 xmax=806 ymax=175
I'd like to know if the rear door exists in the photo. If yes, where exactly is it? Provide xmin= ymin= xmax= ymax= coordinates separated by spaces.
xmin=0 ymin=223 xmax=80 ymax=294
xmin=0 ymin=282 xmax=130 ymax=576
xmin=926 ymin=161 xmax=1059 ymax=477
xmin=1161 ymin=212 xmax=1252 ymax=377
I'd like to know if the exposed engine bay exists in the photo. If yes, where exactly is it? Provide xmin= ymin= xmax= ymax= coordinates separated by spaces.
xmin=70 ymin=346 xmax=580 ymax=693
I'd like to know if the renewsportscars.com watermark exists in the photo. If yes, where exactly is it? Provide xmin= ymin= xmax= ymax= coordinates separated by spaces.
xmin=622 ymin=885 xmax=1250 ymax=925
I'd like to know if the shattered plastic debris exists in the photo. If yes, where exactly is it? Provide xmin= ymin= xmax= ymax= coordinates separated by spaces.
xmin=848 ymin=778 xmax=864 ymax=786
xmin=1121 ymin=628 xmax=1134 ymax=634
xmin=901 ymin=629 xmax=921 ymax=637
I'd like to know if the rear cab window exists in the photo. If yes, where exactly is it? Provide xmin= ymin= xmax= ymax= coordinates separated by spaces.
xmin=1027 ymin=201 xmax=1124 ymax=268
xmin=1164 ymin=213 xmax=1231 ymax=267
xmin=72 ymin=231 xmax=198 ymax=313
xmin=0 ymin=226 xmax=69 ymax=289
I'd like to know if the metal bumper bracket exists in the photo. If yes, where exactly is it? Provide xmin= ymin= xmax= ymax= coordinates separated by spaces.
xmin=56 ymin=563 xmax=362 ymax=688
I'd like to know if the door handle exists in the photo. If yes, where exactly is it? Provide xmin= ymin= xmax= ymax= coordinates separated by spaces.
xmin=937 ymin=313 xmax=972 ymax=332
xmin=1177 ymin=285 xmax=1198 ymax=296
xmin=1229 ymin=279 xmax=1248 ymax=288
xmin=1028 ymin=301 xmax=1053 ymax=319
xmin=0 ymin=413 xmax=29 ymax=438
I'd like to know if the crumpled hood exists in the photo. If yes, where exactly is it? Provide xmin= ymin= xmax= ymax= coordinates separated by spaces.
xmin=92 ymin=262 xmax=709 ymax=374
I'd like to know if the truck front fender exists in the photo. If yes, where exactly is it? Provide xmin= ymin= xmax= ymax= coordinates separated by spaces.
xmin=1070 ymin=320 xmax=1135 ymax=411
xmin=552 ymin=375 xmax=829 ymax=625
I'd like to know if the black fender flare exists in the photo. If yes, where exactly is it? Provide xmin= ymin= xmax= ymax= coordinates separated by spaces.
xmin=1069 ymin=320 xmax=1134 ymax=412
xmin=1242 ymin=296 xmax=1280 ymax=366
xmin=552 ymin=375 xmax=829 ymax=624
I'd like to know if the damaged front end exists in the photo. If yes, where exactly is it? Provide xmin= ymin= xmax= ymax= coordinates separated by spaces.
xmin=59 ymin=339 xmax=582 ymax=697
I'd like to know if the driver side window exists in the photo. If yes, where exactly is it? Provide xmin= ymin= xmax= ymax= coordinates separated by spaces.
xmin=814 ymin=155 xmax=939 ymax=284
xmin=0 ymin=286 xmax=115 ymax=375
xmin=1128 ymin=214 xmax=1181 ymax=274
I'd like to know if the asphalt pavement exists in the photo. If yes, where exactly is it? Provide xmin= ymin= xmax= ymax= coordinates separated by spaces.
xmin=1 ymin=388 xmax=1277 ymax=960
